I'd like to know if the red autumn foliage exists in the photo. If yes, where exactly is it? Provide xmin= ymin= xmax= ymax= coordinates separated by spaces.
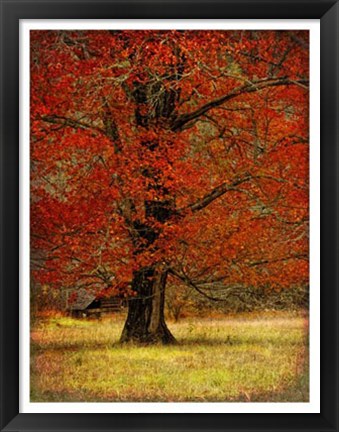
xmin=30 ymin=30 xmax=309 ymax=302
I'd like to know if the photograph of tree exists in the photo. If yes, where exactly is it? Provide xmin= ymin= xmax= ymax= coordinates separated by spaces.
xmin=30 ymin=29 xmax=309 ymax=402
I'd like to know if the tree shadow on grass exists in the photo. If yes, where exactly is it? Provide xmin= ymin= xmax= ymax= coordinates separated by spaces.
xmin=32 ymin=335 xmax=304 ymax=352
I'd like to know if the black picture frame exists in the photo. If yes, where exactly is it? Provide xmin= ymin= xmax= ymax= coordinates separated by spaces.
xmin=0 ymin=1 xmax=338 ymax=431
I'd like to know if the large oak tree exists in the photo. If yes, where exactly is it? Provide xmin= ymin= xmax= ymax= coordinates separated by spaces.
xmin=31 ymin=30 xmax=309 ymax=343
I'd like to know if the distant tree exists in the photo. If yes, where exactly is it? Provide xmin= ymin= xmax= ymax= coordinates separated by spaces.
xmin=31 ymin=30 xmax=309 ymax=344
xmin=165 ymin=282 xmax=195 ymax=322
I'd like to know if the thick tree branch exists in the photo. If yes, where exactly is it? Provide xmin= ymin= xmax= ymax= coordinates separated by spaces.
xmin=171 ymin=77 xmax=309 ymax=131
xmin=184 ymin=174 xmax=286 ymax=213
xmin=187 ymin=176 xmax=252 ymax=213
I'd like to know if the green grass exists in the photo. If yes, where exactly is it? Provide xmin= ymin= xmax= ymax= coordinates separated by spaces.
xmin=30 ymin=311 xmax=309 ymax=402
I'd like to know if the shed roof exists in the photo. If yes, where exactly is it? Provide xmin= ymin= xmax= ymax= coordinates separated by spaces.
xmin=67 ymin=288 xmax=96 ymax=310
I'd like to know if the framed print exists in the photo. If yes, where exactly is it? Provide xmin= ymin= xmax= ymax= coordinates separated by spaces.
xmin=0 ymin=1 xmax=338 ymax=431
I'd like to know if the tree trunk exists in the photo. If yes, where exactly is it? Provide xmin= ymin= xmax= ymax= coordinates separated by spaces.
xmin=120 ymin=265 xmax=176 ymax=344
xmin=119 ymin=72 xmax=182 ymax=345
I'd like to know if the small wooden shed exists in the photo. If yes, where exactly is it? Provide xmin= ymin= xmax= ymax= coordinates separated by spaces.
xmin=65 ymin=288 xmax=125 ymax=317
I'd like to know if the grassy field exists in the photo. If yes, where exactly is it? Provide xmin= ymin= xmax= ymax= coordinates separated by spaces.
xmin=30 ymin=311 xmax=309 ymax=402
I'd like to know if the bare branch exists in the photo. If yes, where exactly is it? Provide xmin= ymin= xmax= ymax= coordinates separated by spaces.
xmin=169 ymin=269 xmax=228 ymax=302
xmin=40 ymin=115 xmax=106 ymax=135
xmin=249 ymin=253 xmax=308 ymax=267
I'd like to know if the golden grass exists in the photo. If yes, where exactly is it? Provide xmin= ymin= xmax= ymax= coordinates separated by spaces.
xmin=31 ymin=311 xmax=309 ymax=402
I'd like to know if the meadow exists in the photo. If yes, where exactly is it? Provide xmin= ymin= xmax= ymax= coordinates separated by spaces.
xmin=30 ymin=311 xmax=309 ymax=402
